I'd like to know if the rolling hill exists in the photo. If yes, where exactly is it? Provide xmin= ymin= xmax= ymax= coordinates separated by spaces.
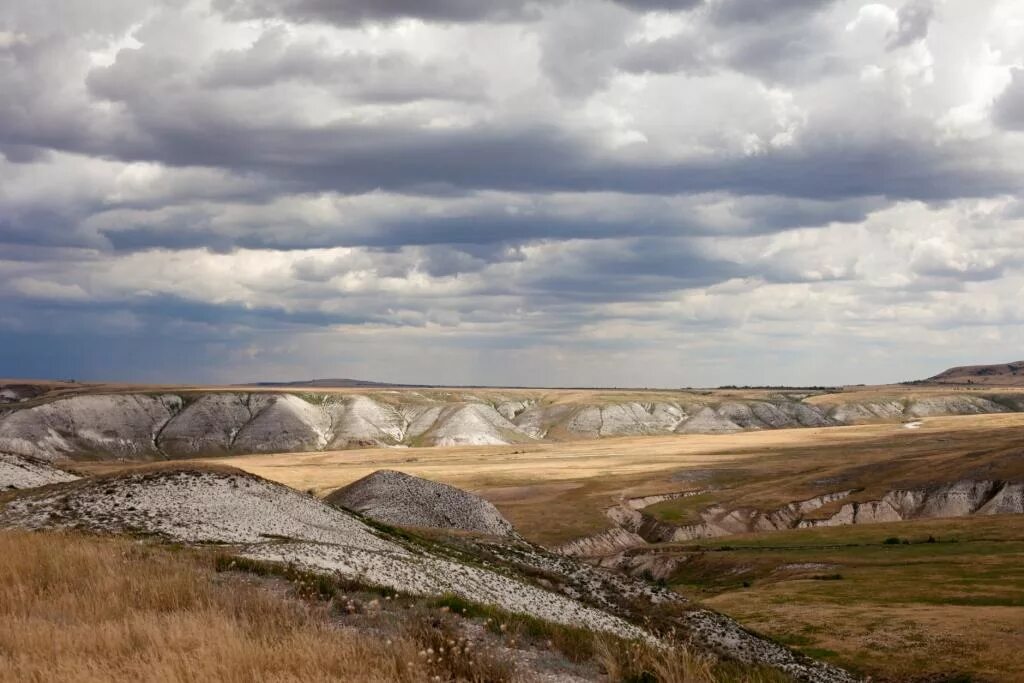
xmin=923 ymin=360 xmax=1024 ymax=386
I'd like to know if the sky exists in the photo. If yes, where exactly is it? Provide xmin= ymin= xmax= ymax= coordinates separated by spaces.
xmin=1 ymin=0 xmax=1023 ymax=387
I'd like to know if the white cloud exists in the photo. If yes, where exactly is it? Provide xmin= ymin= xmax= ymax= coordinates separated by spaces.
xmin=2 ymin=0 xmax=1024 ymax=385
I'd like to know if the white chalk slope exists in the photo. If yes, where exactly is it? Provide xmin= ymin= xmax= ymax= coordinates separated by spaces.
xmin=0 ymin=468 xmax=641 ymax=640
xmin=328 ymin=469 xmax=518 ymax=537
xmin=0 ymin=452 xmax=79 ymax=490
xmin=4 ymin=387 xmax=1020 ymax=462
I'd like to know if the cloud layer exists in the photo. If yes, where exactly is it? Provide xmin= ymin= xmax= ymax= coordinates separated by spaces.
xmin=2 ymin=0 xmax=1024 ymax=386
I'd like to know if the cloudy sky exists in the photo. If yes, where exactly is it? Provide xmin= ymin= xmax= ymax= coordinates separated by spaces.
xmin=1 ymin=0 xmax=1023 ymax=387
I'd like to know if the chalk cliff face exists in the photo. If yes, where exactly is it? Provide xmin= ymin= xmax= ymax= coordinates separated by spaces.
xmin=2 ymin=386 xmax=1023 ymax=461
xmin=798 ymin=480 xmax=1024 ymax=529
xmin=559 ymin=480 xmax=1024 ymax=557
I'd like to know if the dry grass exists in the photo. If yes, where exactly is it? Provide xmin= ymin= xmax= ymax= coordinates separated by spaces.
xmin=0 ymin=530 xmax=518 ymax=683
xmin=0 ymin=529 xmax=789 ymax=683
xmin=667 ymin=516 xmax=1024 ymax=681
xmin=194 ymin=412 xmax=1024 ymax=545
xmin=593 ymin=639 xmax=788 ymax=683
xmin=595 ymin=639 xmax=717 ymax=682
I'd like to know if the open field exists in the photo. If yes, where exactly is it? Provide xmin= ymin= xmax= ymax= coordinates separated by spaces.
xmin=47 ymin=402 xmax=1024 ymax=681
xmin=190 ymin=413 xmax=1024 ymax=546
xmin=658 ymin=516 xmax=1024 ymax=681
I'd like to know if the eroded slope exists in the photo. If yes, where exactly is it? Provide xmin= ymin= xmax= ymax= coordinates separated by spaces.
xmin=4 ymin=382 xmax=1022 ymax=462
xmin=0 ymin=465 xmax=856 ymax=682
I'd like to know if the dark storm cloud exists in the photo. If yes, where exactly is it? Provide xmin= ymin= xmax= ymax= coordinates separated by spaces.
xmin=20 ymin=77 xmax=1012 ymax=204
xmin=708 ymin=0 xmax=835 ymax=25
xmin=612 ymin=0 xmax=701 ymax=9
xmin=212 ymin=0 xmax=543 ymax=25
xmin=61 ymin=192 xmax=883 ymax=255
xmin=0 ymin=12 xmax=1007 ymax=221
xmin=212 ymin=0 xmax=701 ymax=26
xmin=521 ymin=240 xmax=743 ymax=302
xmin=2 ymin=0 xmax=1024 ymax=387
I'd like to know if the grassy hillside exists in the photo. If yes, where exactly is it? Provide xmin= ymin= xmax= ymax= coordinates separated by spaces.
xmin=662 ymin=516 xmax=1024 ymax=681
xmin=0 ymin=530 xmax=507 ymax=682
xmin=0 ymin=529 xmax=802 ymax=683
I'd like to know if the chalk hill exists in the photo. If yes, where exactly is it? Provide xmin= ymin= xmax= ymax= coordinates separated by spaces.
xmin=3 ymin=382 xmax=1024 ymax=462
xmin=0 ymin=465 xmax=855 ymax=682
xmin=328 ymin=469 xmax=518 ymax=537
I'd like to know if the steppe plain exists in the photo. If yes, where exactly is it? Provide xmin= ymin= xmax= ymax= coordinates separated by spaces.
xmin=3 ymin=376 xmax=1024 ymax=681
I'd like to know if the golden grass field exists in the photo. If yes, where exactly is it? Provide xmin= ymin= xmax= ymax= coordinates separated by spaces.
xmin=191 ymin=412 xmax=1024 ymax=682
xmin=196 ymin=412 xmax=1024 ymax=547
xmin=0 ymin=530 xmax=506 ymax=683
xmin=0 ymin=529 xmax=793 ymax=683
xmin=680 ymin=516 xmax=1024 ymax=681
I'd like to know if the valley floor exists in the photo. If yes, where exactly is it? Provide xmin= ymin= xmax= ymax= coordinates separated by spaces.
xmin=189 ymin=412 xmax=1024 ymax=681
xmin=687 ymin=516 xmax=1024 ymax=681
xmin=195 ymin=412 xmax=1024 ymax=546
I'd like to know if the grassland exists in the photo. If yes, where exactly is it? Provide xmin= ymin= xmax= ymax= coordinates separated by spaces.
xmin=191 ymin=412 xmax=1024 ymax=680
xmin=0 ymin=528 xmax=796 ymax=683
xmin=16 ymin=379 xmax=1024 ymax=681
xmin=192 ymin=413 xmax=1024 ymax=546
xmin=649 ymin=516 xmax=1024 ymax=681
xmin=0 ymin=529 xmax=504 ymax=682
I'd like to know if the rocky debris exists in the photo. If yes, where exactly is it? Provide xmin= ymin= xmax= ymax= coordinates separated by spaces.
xmin=3 ymin=389 xmax=1023 ymax=461
xmin=0 ymin=452 xmax=79 ymax=490
xmin=451 ymin=539 xmax=856 ymax=681
xmin=682 ymin=609 xmax=857 ymax=683
xmin=328 ymin=469 xmax=519 ymax=537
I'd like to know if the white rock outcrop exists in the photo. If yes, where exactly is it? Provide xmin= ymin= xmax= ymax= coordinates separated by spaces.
xmin=2 ymin=388 xmax=1023 ymax=461
xmin=328 ymin=469 xmax=519 ymax=537
xmin=0 ymin=453 xmax=79 ymax=490
xmin=0 ymin=468 xmax=644 ymax=641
